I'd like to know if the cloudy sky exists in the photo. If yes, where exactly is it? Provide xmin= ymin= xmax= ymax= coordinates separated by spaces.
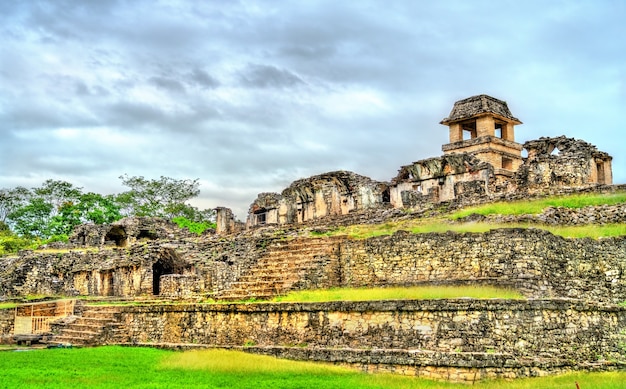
xmin=1 ymin=0 xmax=625 ymax=219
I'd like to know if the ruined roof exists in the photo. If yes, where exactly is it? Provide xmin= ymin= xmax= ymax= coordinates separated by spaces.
xmin=440 ymin=94 xmax=521 ymax=124
xmin=393 ymin=153 xmax=492 ymax=183
xmin=523 ymin=136 xmax=612 ymax=160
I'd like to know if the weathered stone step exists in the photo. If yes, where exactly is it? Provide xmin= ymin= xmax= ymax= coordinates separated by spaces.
xmin=235 ymin=274 xmax=301 ymax=282
xmin=56 ymin=329 xmax=99 ymax=339
xmin=78 ymin=311 xmax=120 ymax=319
xmin=225 ymin=283 xmax=286 ymax=291
xmin=63 ymin=323 xmax=105 ymax=332
xmin=241 ymin=264 xmax=318 ymax=275
xmin=218 ymin=294 xmax=274 ymax=301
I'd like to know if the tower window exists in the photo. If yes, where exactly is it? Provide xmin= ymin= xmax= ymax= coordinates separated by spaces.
xmin=495 ymin=122 xmax=509 ymax=139
xmin=502 ymin=157 xmax=513 ymax=170
xmin=462 ymin=121 xmax=477 ymax=140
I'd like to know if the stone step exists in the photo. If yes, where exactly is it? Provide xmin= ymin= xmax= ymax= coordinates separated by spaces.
xmin=73 ymin=317 xmax=116 ymax=325
xmin=49 ymin=305 xmax=124 ymax=346
xmin=217 ymin=293 xmax=274 ymax=301
xmin=235 ymin=274 xmax=301 ymax=282
xmin=241 ymin=264 xmax=318 ymax=276
xmin=224 ymin=285 xmax=286 ymax=294
xmin=63 ymin=323 xmax=106 ymax=332
xmin=56 ymin=329 xmax=99 ymax=339
xmin=77 ymin=311 xmax=120 ymax=319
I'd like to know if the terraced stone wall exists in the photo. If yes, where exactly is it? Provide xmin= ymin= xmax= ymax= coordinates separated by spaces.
xmin=107 ymin=299 xmax=626 ymax=382
xmin=0 ymin=309 xmax=14 ymax=343
xmin=337 ymin=229 xmax=626 ymax=303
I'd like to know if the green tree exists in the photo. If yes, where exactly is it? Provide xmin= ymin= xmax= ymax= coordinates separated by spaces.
xmin=33 ymin=179 xmax=82 ymax=216
xmin=51 ymin=192 xmax=123 ymax=236
xmin=116 ymin=175 xmax=205 ymax=219
xmin=8 ymin=198 xmax=54 ymax=238
xmin=6 ymin=180 xmax=85 ymax=239
xmin=0 ymin=187 xmax=31 ymax=224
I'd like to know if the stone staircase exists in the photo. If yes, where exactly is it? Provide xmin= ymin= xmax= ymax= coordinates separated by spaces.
xmin=217 ymin=237 xmax=341 ymax=301
xmin=49 ymin=305 xmax=123 ymax=346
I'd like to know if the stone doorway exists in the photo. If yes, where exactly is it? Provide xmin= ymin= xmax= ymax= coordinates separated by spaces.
xmin=105 ymin=226 xmax=127 ymax=247
xmin=152 ymin=248 xmax=187 ymax=295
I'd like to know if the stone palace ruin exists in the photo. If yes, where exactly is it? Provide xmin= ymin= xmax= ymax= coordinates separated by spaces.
xmin=1 ymin=95 xmax=624 ymax=383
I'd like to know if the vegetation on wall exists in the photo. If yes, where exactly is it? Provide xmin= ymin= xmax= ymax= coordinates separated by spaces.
xmin=449 ymin=191 xmax=626 ymax=219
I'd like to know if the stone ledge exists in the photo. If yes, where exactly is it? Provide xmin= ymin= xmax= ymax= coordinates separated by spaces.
xmin=116 ymin=298 xmax=625 ymax=315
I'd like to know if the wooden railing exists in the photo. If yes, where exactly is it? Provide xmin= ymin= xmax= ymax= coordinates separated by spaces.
xmin=14 ymin=299 xmax=76 ymax=335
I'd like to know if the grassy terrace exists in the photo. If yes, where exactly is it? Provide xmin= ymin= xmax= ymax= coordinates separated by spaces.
xmin=449 ymin=191 xmax=626 ymax=219
xmin=273 ymin=286 xmax=524 ymax=302
xmin=310 ymin=191 xmax=626 ymax=240
xmin=0 ymin=346 xmax=624 ymax=388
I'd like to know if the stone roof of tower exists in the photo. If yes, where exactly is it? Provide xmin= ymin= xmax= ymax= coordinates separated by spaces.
xmin=440 ymin=94 xmax=521 ymax=124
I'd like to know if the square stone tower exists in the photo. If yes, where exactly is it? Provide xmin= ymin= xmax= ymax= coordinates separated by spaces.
xmin=440 ymin=95 xmax=523 ymax=177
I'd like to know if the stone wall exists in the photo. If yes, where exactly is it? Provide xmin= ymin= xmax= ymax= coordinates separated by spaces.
xmin=159 ymin=275 xmax=205 ymax=298
xmin=0 ymin=308 xmax=14 ymax=343
xmin=337 ymin=229 xmax=626 ymax=303
xmin=2 ymin=226 xmax=626 ymax=304
xmin=107 ymin=299 xmax=626 ymax=382
xmin=459 ymin=204 xmax=626 ymax=226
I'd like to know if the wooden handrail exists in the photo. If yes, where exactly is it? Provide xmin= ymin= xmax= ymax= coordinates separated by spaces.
xmin=14 ymin=299 xmax=76 ymax=334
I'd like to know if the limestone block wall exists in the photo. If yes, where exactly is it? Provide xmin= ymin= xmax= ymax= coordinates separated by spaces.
xmin=336 ymin=229 xmax=626 ymax=303
xmin=107 ymin=299 xmax=626 ymax=380
xmin=159 ymin=275 xmax=205 ymax=298
xmin=0 ymin=309 xmax=14 ymax=343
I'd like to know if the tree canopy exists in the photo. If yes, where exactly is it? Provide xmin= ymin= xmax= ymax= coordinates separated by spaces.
xmin=0 ymin=175 xmax=215 ymax=254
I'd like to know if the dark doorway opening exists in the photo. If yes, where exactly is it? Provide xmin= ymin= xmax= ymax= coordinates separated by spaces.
xmin=100 ymin=270 xmax=114 ymax=296
xmin=152 ymin=248 xmax=187 ymax=295
xmin=105 ymin=226 xmax=128 ymax=247
xmin=597 ymin=162 xmax=606 ymax=185
xmin=254 ymin=209 xmax=267 ymax=225
xmin=138 ymin=229 xmax=158 ymax=240
xmin=382 ymin=187 xmax=390 ymax=203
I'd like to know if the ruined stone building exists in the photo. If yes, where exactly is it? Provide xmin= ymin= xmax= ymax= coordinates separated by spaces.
xmin=244 ymin=171 xmax=387 ymax=228
xmin=241 ymin=94 xmax=613 ymax=227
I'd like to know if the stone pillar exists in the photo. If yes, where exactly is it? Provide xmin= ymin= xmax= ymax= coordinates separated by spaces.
xmin=448 ymin=123 xmax=463 ymax=143
xmin=476 ymin=116 xmax=495 ymax=137
xmin=215 ymin=207 xmax=235 ymax=234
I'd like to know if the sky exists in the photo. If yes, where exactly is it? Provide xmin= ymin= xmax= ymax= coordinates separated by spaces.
xmin=1 ymin=0 xmax=625 ymax=219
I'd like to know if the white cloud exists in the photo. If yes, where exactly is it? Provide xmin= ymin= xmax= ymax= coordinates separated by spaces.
xmin=0 ymin=0 xmax=624 ymax=219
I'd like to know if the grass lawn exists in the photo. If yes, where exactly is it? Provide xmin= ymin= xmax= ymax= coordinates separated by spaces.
xmin=273 ymin=285 xmax=524 ymax=302
xmin=448 ymin=191 xmax=626 ymax=219
xmin=0 ymin=346 xmax=624 ymax=388
xmin=316 ymin=219 xmax=626 ymax=240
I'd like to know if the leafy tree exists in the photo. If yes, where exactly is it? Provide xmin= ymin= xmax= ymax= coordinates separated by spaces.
xmin=51 ymin=192 xmax=123 ymax=236
xmin=8 ymin=198 xmax=55 ymax=238
xmin=77 ymin=192 xmax=122 ymax=225
xmin=0 ymin=187 xmax=31 ymax=223
xmin=117 ymin=175 xmax=205 ymax=219
xmin=1 ymin=176 xmax=214 ymax=242
xmin=5 ymin=180 xmax=84 ymax=239
xmin=33 ymin=179 xmax=82 ymax=217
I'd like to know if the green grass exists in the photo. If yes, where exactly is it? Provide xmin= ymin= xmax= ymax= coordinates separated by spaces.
xmin=273 ymin=286 xmax=525 ymax=303
xmin=449 ymin=191 xmax=626 ymax=219
xmin=0 ymin=302 xmax=18 ymax=309
xmin=311 ymin=219 xmax=626 ymax=240
xmin=0 ymin=346 xmax=624 ymax=388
